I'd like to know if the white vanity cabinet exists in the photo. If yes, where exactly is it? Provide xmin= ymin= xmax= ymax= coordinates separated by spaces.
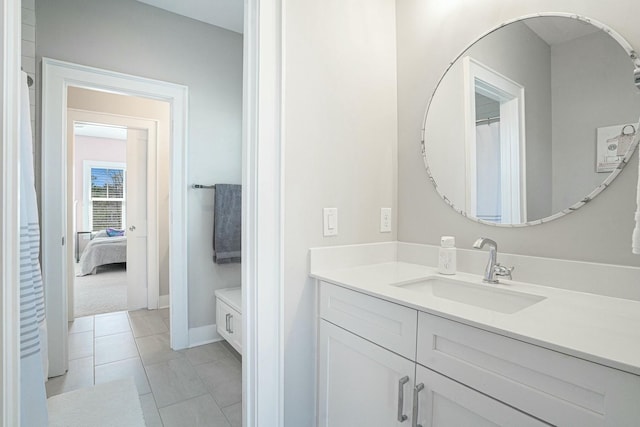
xmin=318 ymin=281 xmax=418 ymax=426
xmin=318 ymin=319 xmax=545 ymax=427
xmin=317 ymin=281 xmax=640 ymax=427
xmin=416 ymin=311 xmax=640 ymax=427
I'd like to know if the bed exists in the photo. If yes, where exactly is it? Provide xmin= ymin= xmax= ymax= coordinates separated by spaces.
xmin=78 ymin=230 xmax=127 ymax=276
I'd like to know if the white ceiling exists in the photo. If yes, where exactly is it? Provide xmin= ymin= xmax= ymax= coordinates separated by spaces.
xmin=135 ymin=0 xmax=244 ymax=34
xmin=523 ymin=17 xmax=600 ymax=46
xmin=74 ymin=123 xmax=127 ymax=141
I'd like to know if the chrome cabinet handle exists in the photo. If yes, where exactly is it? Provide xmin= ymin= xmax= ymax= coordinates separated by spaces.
xmin=397 ymin=376 xmax=410 ymax=422
xmin=225 ymin=313 xmax=231 ymax=332
xmin=412 ymin=383 xmax=425 ymax=427
xmin=229 ymin=314 xmax=234 ymax=334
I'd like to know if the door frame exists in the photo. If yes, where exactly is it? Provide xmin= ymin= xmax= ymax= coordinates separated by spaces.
xmin=242 ymin=0 xmax=285 ymax=424
xmin=2 ymin=0 xmax=285 ymax=424
xmin=0 ymin=0 xmax=22 ymax=423
xmin=463 ymin=56 xmax=527 ymax=223
xmin=41 ymin=58 xmax=189 ymax=376
xmin=67 ymin=109 xmax=160 ymax=318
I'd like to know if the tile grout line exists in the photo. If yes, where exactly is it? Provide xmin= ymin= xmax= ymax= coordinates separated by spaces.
xmin=127 ymin=312 xmax=167 ymax=426
xmin=128 ymin=311 xmax=167 ymax=414
xmin=180 ymin=345 xmax=235 ymax=416
xmin=92 ymin=315 xmax=96 ymax=388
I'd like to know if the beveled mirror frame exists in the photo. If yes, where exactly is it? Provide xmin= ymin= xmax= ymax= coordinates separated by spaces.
xmin=421 ymin=12 xmax=640 ymax=227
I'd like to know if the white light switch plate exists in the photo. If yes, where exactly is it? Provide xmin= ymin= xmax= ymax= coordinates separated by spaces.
xmin=323 ymin=208 xmax=338 ymax=236
xmin=380 ymin=208 xmax=391 ymax=232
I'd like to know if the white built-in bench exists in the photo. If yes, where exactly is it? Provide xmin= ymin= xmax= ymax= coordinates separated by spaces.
xmin=214 ymin=287 xmax=242 ymax=355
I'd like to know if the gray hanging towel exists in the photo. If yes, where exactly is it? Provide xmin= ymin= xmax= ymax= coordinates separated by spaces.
xmin=213 ymin=184 xmax=242 ymax=264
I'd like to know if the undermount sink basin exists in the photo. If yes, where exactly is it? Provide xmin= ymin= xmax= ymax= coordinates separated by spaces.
xmin=395 ymin=276 xmax=546 ymax=314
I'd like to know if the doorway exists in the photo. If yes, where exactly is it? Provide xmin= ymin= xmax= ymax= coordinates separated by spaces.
xmin=41 ymin=59 xmax=189 ymax=376
xmin=72 ymin=122 xmax=130 ymax=317
xmin=463 ymin=56 xmax=527 ymax=224
xmin=67 ymin=102 xmax=167 ymax=323
xmin=71 ymin=114 xmax=160 ymax=319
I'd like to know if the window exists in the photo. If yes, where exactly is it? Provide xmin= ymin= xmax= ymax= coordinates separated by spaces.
xmin=84 ymin=162 xmax=126 ymax=231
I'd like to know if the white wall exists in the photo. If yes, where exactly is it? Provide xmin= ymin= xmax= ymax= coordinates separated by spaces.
xmin=397 ymin=0 xmax=640 ymax=267
xmin=21 ymin=0 xmax=35 ymax=127
xmin=36 ymin=0 xmax=243 ymax=327
xmin=423 ymin=59 xmax=468 ymax=212
xmin=283 ymin=0 xmax=398 ymax=424
xmin=551 ymin=31 xmax=640 ymax=211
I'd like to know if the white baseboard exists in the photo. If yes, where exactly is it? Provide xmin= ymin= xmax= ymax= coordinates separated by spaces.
xmin=188 ymin=324 xmax=223 ymax=348
xmin=158 ymin=294 xmax=170 ymax=309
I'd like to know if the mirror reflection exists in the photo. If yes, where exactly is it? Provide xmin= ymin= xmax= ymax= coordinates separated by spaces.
xmin=423 ymin=15 xmax=640 ymax=225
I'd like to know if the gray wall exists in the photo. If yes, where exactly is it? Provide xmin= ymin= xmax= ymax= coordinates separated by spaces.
xmin=551 ymin=31 xmax=640 ymax=211
xmin=397 ymin=0 xmax=640 ymax=267
xmin=36 ymin=0 xmax=243 ymax=327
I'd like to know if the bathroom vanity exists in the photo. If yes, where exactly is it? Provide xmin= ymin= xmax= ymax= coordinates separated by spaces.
xmin=311 ymin=246 xmax=640 ymax=427
xmin=309 ymin=9 xmax=640 ymax=427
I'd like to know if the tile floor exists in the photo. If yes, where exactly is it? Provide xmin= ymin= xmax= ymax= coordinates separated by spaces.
xmin=46 ymin=308 xmax=242 ymax=427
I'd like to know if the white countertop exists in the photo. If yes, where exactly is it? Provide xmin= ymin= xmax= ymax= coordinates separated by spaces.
xmin=311 ymin=262 xmax=640 ymax=376
xmin=215 ymin=287 xmax=241 ymax=313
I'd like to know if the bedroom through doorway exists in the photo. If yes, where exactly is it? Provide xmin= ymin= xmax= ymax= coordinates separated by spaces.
xmin=73 ymin=122 xmax=130 ymax=317
xmin=66 ymin=86 xmax=171 ymax=321
xmin=71 ymin=119 xmax=152 ymax=318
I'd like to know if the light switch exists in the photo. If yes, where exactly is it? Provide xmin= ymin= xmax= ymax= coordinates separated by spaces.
xmin=380 ymin=208 xmax=391 ymax=233
xmin=323 ymin=208 xmax=338 ymax=237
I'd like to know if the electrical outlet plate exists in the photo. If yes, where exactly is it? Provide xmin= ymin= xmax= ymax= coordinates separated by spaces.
xmin=380 ymin=208 xmax=391 ymax=232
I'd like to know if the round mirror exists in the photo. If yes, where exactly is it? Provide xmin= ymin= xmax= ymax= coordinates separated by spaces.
xmin=422 ymin=13 xmax=640 ymax=226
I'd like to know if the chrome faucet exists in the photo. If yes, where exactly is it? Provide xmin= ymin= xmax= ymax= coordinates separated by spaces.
xmin=473 ymin=237 xmax=514 ymax=283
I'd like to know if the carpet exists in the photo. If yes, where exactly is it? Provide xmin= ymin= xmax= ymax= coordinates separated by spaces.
xmin=48 ymin=378 xmax=145 ymax=427
xmin=74 ymin=263 xmax=127 ymax=317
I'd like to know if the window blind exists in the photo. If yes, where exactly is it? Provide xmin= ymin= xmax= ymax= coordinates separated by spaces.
xmin=90 ymin=168 xmax=125 ymax=231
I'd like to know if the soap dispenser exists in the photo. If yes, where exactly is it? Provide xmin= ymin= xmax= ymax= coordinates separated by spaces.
xmin=438 ymin=236 xmax=456 ymax=275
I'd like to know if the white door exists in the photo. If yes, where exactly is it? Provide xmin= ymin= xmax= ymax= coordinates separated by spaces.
xmin=126 ymin=128 xmax=148 ymax=309
xmin=414 ymin=365 xmax=547 ymax=427
xmin=318 ymin=320 xmax=416 ymax=427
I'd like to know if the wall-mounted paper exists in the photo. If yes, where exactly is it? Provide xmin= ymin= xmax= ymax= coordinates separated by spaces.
xmin=596 ymin=123 xmax=637 ymax=173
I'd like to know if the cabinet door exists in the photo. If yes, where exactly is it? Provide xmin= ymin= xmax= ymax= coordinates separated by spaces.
xmin=216 ymin=299 xmax=229 ymax=340
xmin=227 ymin=309 xmax=242 ymax=354
xmin=216 ymin=299 xmax=242 ymax=354
xmin=319 ymin=320 xmax=415 ymax=427
xmin=414 ymin=365 xmax=547 ymax=427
